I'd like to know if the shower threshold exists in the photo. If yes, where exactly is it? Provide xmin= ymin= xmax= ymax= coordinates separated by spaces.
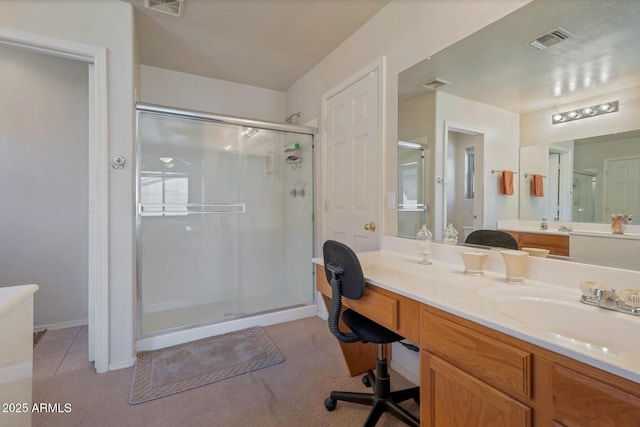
xmin=135 ymin=303 xmax=317 ymax=352
xmin=141 ymin=290 xmax=312 ymax=336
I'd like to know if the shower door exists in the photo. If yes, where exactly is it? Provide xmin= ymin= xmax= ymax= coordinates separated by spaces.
xmin=398 ymin=142 xmax=426 ymax=238
xmin=136 ymin=109 xmax=314 ymax=336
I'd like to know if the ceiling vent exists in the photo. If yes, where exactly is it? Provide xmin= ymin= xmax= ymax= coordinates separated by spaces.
xmin=529 ymin=27 xmax=573 ymax=50
xmin=421 ymin=78 xmax=450 ymax=91
xmin=145 ymin=0 xmax=185 ymax=17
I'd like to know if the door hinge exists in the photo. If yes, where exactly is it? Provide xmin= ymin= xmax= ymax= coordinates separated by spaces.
xmin=323 ymin=118 xmax=329 ymax=131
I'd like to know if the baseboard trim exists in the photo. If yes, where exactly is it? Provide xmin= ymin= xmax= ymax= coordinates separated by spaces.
xmin=390 ymin=359 xmax=420 ymax=386
xmin=109 ymin=357 xmax=136 ymax=371
xmin=34 ymin=319 xmax=88 ymax=332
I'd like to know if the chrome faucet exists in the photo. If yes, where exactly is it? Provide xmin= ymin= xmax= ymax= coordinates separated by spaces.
xmin=581 ymin=286 xmax=640 ymax=315
xmin=540 ymin=217 xmax=548 ymax=230
xmin=594 ymin=288 xmax=622 ymax=308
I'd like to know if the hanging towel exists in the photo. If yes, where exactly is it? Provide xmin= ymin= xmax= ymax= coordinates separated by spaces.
xmin=532 ymin=174 xmax=544 ymax=197
xmin=501 ymin=170 xmax=514 ymax=195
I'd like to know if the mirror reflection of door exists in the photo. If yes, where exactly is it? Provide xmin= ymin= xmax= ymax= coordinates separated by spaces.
xmin=445 ymin=126 xmax=484 ymax=240
xmin=604 ymin=156 xmax=640 ymax=221
xmin=398 ymin=141 xmax=427 ymax=238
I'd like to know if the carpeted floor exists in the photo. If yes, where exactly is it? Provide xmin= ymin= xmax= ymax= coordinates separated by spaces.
xmin=32 ymin=316 xmax=419 ymax=427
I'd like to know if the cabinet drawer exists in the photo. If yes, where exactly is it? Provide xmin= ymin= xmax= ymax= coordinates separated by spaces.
xmin=348 ymin=288 xmax=399 ymax=330
xmin=421 ymin=308 xmax=532 ymax=398
xmin=552 ymin=365 xmax=640 ymax=426
xmin=315 ymin=264 xmax=399 ymax=330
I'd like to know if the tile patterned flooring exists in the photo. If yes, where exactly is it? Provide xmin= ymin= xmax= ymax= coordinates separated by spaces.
xmin=33 ymin=325 xmax=92 ymax=379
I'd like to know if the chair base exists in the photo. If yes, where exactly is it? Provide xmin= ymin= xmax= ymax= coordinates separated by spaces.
xmin=324 ymin=358 xmax=419 ymax=427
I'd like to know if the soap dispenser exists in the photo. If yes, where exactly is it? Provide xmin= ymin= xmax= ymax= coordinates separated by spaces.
xmin=540 ymin=217 xmax=548 ymax=230
xmin=416 ymin=225 xmax=433 ymax=265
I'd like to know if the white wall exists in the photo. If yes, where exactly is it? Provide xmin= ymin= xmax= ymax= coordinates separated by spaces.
xmin=436 ymin=92 xmax=520 ymax=232
xmin=0 ymin=0 xmax=137 ymax=368
xmin=399 ymin=92 xmax=436 ymax=233
xmin=0 ymin=44 xmax=88 ymax=329
xmin=285 ymin=0 xmax=532 ymax=255
xmin=140 ymin=65 xmax=286 ymax=122
xmin=519 ymin=145 xmax=551 ymax=221
xmin=521 ymin=85 xmax=640 ymax=147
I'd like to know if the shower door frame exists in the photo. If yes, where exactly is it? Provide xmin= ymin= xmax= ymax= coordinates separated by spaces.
xmin=135 ymin=103 xmax=317 ymax=339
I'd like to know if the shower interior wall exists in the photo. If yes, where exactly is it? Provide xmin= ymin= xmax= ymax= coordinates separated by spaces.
xmin=138 ymin=112 xmax=313 ymax=336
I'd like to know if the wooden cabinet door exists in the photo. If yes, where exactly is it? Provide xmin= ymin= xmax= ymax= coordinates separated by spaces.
xmin=422 ymin=352 xmax=532 ymax=427
xmin=552 ymin=365 xmax=640 ymax=426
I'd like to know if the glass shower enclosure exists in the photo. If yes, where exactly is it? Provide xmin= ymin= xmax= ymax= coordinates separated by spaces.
xmin=136 ymin=104 xmax=314 ymax=337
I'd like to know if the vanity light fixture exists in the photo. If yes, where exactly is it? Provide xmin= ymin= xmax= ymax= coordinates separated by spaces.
xmin=551 ymin=100 xmax=619 ymax=124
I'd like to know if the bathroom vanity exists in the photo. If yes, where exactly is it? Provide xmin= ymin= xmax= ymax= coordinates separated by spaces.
xmin=498 ymin=229 xmax=569 ymax=256
xmin=497 ymin=220 xmax=640 ymax=270
xmin=314 ymin=239 xmax=640 ymax=426
xmin=0 ymin=284 xmax=38 ymax=427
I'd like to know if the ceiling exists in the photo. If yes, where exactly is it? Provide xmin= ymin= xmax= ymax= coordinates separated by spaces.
xmin=398 ymin=0 xmax=640 ymax=113
xmin=130 ymin=0 xmax=390 ymax=92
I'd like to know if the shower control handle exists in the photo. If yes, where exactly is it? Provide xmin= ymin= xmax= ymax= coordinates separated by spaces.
xmin=364 ymin=221 xmax=377 ymax=232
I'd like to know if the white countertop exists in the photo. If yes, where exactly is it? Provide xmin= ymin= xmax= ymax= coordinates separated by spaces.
xmin=313 ymin=248 xmax=640 ymax=385
xmin=570 ymin=230 xmax=640 ymax=240
xmin=0 ymin=284 xmax=39 ymax=319
xmin=497 ymin=219 xmax=640 ymax=239
xmin=497 ymin=225 xmax=569 ymax=236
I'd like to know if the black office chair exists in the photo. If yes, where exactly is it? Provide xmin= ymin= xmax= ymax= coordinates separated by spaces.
xmin=322 ymin=240 xmax=420 ymax=427
xmin=464 ymin=229 xmax=519 ymax=250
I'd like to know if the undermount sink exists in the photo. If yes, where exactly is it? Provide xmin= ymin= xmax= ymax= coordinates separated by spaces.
xmin=477 ymin=285 xmax=640 ymax=358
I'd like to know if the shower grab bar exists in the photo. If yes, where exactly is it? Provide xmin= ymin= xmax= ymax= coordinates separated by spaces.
xmin=139 ymin=203 xmax=246 ymax=216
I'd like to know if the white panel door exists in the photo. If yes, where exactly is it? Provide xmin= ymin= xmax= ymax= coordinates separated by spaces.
xmin=325 ymin=69 xmax=380 ymax=252
xmin=605 ymin=156 xmax=640 ymax=220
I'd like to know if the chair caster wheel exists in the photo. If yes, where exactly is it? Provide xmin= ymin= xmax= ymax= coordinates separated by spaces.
xmin=362 ymin=375 xmax=371 ymax=387
xmin=324 ymin=397 xmax=337 ymax=411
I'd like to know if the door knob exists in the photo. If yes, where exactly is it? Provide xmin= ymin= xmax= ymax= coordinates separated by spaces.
xmin=364 ymin=221 xmax=377 ymax=231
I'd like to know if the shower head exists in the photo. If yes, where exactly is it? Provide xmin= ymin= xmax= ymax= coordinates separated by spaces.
xmin=285 ymin=112 xmax=302 ymax=124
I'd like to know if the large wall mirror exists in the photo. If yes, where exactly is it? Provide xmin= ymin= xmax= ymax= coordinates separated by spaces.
xmin=520 ymin=129 xmax=640 ymax=223
xmin=397 ymin=0 xmax=640 ymax=268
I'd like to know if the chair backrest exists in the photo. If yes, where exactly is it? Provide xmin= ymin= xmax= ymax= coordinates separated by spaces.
xmin=323 ymin=240 xmax=365 ymax=300
xmin=464 ymin=230 xmax=519 ymax=250
xmin=322 ymin=240 xmax=365 ymax=343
